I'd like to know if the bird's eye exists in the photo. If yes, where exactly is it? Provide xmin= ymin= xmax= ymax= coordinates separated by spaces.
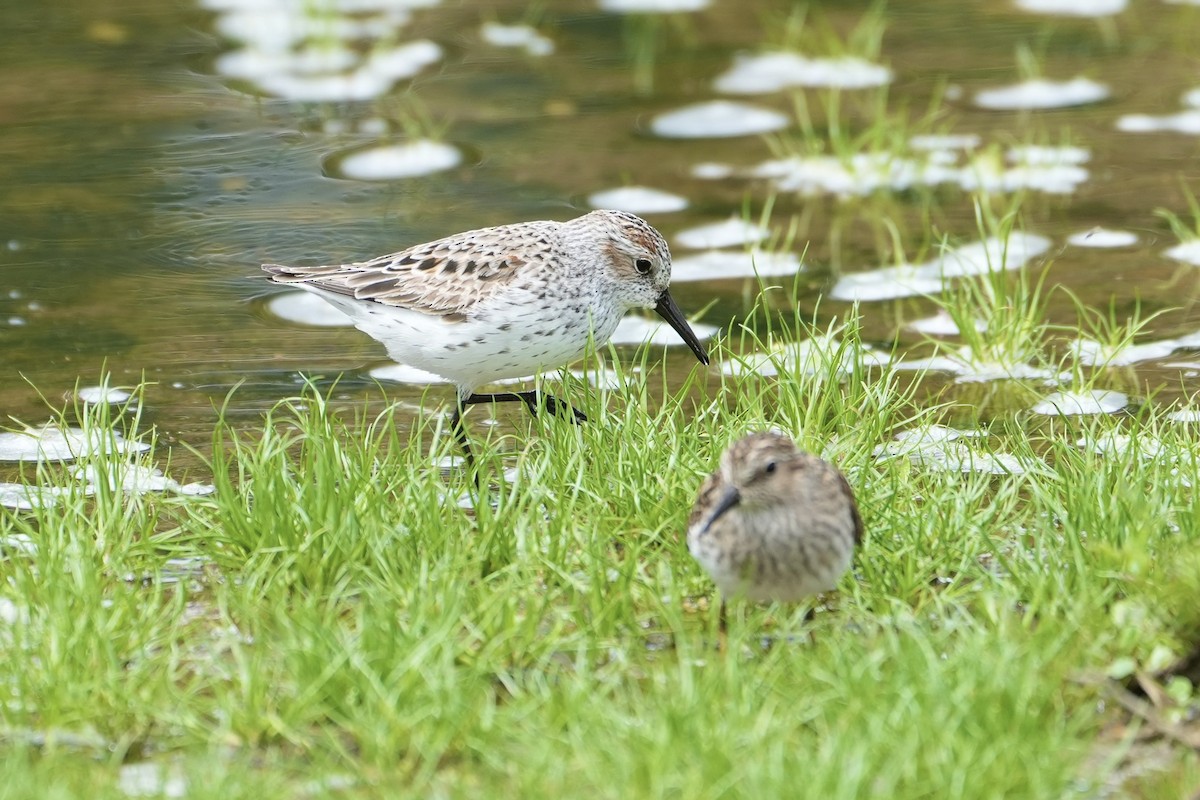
xmin=764 ymin=461 xmax=777 ymax=475
xmin=634 ymin=258 xmax=653 ymax=275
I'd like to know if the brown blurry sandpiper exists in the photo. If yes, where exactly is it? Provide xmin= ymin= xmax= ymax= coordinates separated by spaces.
xmin=688 ymin=431 xmax=862 ymax=612
xmin=264 ymin=210 xmax=709 ymax=455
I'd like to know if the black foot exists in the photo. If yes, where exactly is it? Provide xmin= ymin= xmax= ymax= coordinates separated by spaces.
xmin=530 ymin=392 xmax=588 ymax=424
xmin=463 ymin=390 xmax=587 ymax=424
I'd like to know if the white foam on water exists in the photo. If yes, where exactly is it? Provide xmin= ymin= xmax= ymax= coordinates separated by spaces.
xmin=78 ymin=386 xmax=132 ymax=404
xmin=719 ymin=335 xmax=889 ymax=379
xmin=267 ymin=292 xmax=354 ymax=327
xmin=1116 ymin=110 xmax=1200 ymax=135
xmin=0 ymin=424 xmax=150 ymax=463
xmin=909 ymin=134 xmax=981 ymax=151
xmin=650 ymin=101 xmax=789 ymax=139
xmin=690 ymin=162 xmax=735 ymax=179
xmin=674 ymin=218 xmax=770 ymax=249
xmin=974 ymin=78 xmax=1109 ymax=110
xmin=588 ymin=186 xmax=688 ymax=214
xmin=1015 ymin=0 xmax=1126 ymax=15
xmin=892 ymin=346 xmax=1067 ymax=384
xmin=876 ymin=426 xmax=1029 ymax=475
xmin=670 ymin=249 xmax=803 ymax=282
xmin=599 ymin=0 xmax=709 ymax=11
xmin=1067 ymin=228 xmax=1138 ymax=248
xmin=0 ymin=483 xmax=74 ymax=511
xmin=745 ymin=145 xmax=1089 ymax=197
xmin=211 ymin=0 xmax=442 ymax=103
xmin=1076 ymin=431 xmax=1169 ymax=460
xmin=906 ymin=311 xmax=987 ymax=336
xmin=610 ymin=314 xmax=718 ymax=347
xmin=1069 ymin=337 xmax=1180 ymax=367
xmin=1165 ymin=240 xmax=1200 ymax=266
xmin=714 ymin=52 xmax=891 ymax=94
xmin=829 ymin=265 xmax=946 ymax=302
xmin=74 ymin=465 xmax=215 ymax=497
xmin=830 ymin=233 xmax=1052 ymax=302
xmin=1031 ymin=389 xmax=1129 ymax=416
xmin=481 ymin=22 xmax=554 ymax=56
xmin=337 ymin=140 xmax=462 ymax=180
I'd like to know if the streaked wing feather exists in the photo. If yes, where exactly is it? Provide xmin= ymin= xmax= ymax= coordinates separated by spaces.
xmin=262 ymin=220 xmax=562 ymax=317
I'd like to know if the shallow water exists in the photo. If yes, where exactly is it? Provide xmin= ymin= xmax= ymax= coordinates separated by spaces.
xmin=2 ymin=0 xmax=1200 ymax=455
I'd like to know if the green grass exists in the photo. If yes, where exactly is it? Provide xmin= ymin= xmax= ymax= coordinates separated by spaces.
xmin=3 ymin=296 xmax=1200 ymax=797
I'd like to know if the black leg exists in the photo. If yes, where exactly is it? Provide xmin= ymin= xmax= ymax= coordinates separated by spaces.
xmin=462 ymin=390 xmax=587 ymax=424
xmin=447 ymin=401 xmax=475 ymax=466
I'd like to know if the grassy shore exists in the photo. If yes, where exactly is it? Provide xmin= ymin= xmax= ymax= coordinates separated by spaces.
xmin=3 ymin=281 xmax=1200 ymax=798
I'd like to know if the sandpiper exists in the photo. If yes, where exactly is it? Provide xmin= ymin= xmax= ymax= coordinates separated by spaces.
xmin=263 ymin=210 xmax=709 ymax=454
xmin=687 ymin=431 xmax=862 ymax=608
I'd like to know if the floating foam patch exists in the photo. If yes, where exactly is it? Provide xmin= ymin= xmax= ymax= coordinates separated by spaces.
xmin=960 ymin=146 xmax=1090 ymax=194
xmin=267 ymin=292 xmax=354 ymax=327
xmin=690 ymin=162 xmax=735 ymax=179
xmin=670 ymin=249 xmax=803 ymax=282
xmin=1067 ymin=228 xmax=1138 ymax=248
xmin=1116 ymin=110 xmax=1200 ymax=135
xmin=714 ymin=52 xmax=891 ymax=94
xmin=1069 ymin=337 xmax=1181 ymax=367
xmin=610 ymin=314 xmax=718 ymax=347
xmin=749 ymin=152 xmax=933 ymax=197
xmin=745 ymin=144 xmax=1089 ymax=197
xmin=875 ymin=427 xmax=1029 ymax=475
xmin=1015 ymin=0 xmax=1127 ymax=14
xmin=650 ymin=101 xmax=789 ymax=138
xmin=1165 ymin=240 xmax=1200 ymax=266
xmin=217 ymin=38 xmax=442 ymax=102
xmin=481 ymin=22 xmax=554 ymax=56
xmin=73 ymin=465 xmax=214 ymax=497
xmin=0 ymin=424 xmax=150 ymax=463
xmin=1076 ymin=431 xmax=1168 ymax=460
xmin=78 ymin=386 xmax=132 ymax=404
xmin=0 ymin=483 xmax=79 ymax=511
xmin=906 ymin=311 xmax=987 ymax=336
xmin=1031 ymin=390 xmax=1129 ymax=416
xmin=674 ymin=218 xmax=770 ymax=249
xmin=830 ymin=233 xmax=1052 ymax=302
xmin=335 ymin=140 xmax=462 ymax=180
xmin=974 ymin=78 xmax=1109 ymax=110
xmin=588 ymin=186 xmax=688 ymax=214
xmin=892 ymin=346 xmax=1067 ymax=384
xmin=909 ymin=134 xmax=981 ymax=151
xmin=719 ymin=335 xmax=889 ymax=379
xmin=599 ymin=0 xmax=709 ymax=11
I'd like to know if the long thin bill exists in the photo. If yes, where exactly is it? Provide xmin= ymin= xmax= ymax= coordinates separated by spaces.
xmin=654 ymin=291 xmax=709 ymax=365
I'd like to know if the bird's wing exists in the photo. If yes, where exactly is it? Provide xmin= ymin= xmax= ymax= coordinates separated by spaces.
xmin=263 ymin=220 xmax=562 ymax=319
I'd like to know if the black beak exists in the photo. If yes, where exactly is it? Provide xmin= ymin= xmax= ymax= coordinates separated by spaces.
xmin=700 ymin=485 xmax=741 ymax=534
xmin=654 ymin=291 xmax=709 ymax=365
